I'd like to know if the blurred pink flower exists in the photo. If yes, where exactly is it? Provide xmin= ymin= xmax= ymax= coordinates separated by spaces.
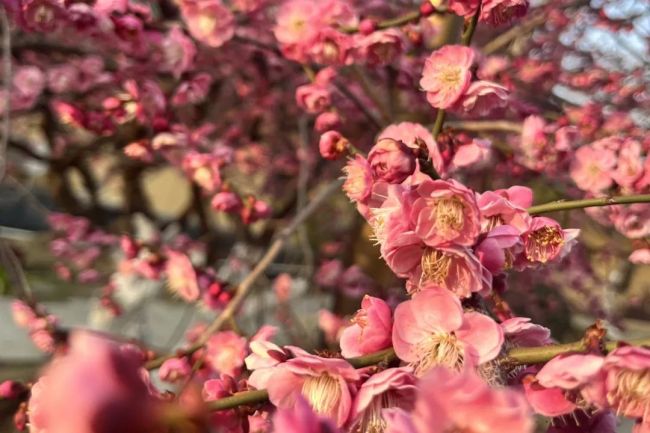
xmin=206 ymin=331 xmax=248 ymax=377
xmin=451 ymin=80 xmax=509 ymax=116
xmin=420 ymin=46 xmax=475 ymax=109
xmin=392 ymin=287 xmax=503 ymax=375
xmin=571 ymin=145 xmax=616 ymax=193
xmin=378 ymin=122 xmax=444 ymax=177
xmin=319 ymin=130 xmax=350 ymax=160
xmin=340 ymin=295 xmax=392 ymax=358
xmin=179 ymin=0 xmax=234 ymax=48
xmin=319 ymin=309 xmax=346 ymax=345
xmin=159 ymin=357 xmax=192 ymax=383
xmin=272 ymin=396 xmax=341 ymax=433
xmin=162 ymin=26 xmax=196 ymax=78
xmin=343 ymin=155 xmax=374 ymax=203
xmin=481 ymin=0 xmax=529 ymax=26
xmin=165 ymin=250 xmax=200 ymax=302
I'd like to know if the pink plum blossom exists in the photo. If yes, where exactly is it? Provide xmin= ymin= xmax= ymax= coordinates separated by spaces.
xmin=319 ymin=131 xmax=350 ymax=160
xmin=179 ymin=0 xmax=234 ymax=48
xmin=368 ymin=138 xmax=416 ymax=184
xmin=165 ymin=250 xmax=200 ymax=302
xmin=501 ymin=317 xmax=552 ymax=347
xmin=205 ymin=331 xmax=248 ymax=377
xmin=159 ymin=357 xmax=193 ymax=383
xmin=392 ymin=286 xmax=504 ymax=375
xmin=481 ymin=0 xmax=529 ymax=26
xmin=476 ymin=186 xmax=533 ymax=233
xmin=378 ymin=122 xmax=444 ymax=177
xmin=521 ymin=217 xmax=579 ymax=264
xmin=343 ymin=155 xmax=374 ymax=203
xmin=451 ymin=80 xmax=509 ymax=116
xmin=570 ymin=144 xmax=617 ymax=193
xmin=272 ymin=396 xmax=342 ymax=433
xmin=420 ymin=45 xmax=475 ymax=109
xmin=603 ymin=346 xmax=650 ymax=419
xmin=340 ymin=295 xmax=392 ymax=358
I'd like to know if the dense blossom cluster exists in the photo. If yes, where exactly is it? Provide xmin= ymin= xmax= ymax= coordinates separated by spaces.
xmin=2 ymin=0 xmax=650 ymax=433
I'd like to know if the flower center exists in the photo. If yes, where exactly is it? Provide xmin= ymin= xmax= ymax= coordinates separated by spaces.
xmin=301 ymin=374 xmax=342 ymax=418
xmin=433 ymin=197 xmax=465 ymax=232
xmin=438 ymin=66 xmax=462 ymax=86
xmin=197 ymin=14 xmax=217 ymax=35
xmin=412 ymin=332 xmax=464 ymax=376
xmin=351 ymin=392 xmax=398 ymax=433
xmin=525 ymin=226 xmax=563 ymax=263
xmin=420 ymin=249 xmax=452 ymax=286
xmin=607 ymin=369 xmax=650 ymax=417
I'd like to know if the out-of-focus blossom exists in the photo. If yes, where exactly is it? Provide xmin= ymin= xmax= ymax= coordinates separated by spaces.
xmin=571 ymin=144 xmax=617 ymax=193
xmin=179 ymin=0 xmax=234 ymax=48
xmin=319 ymin=130 xmax=350 ymax=160
xmin=165 ymin=250 xmax=200 ymax=302
xmin=205 ymin=331 xmax=248 ymax=377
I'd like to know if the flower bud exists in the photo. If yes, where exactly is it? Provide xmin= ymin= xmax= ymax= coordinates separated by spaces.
xmin=359 ymin=18 xmax=377 ymax=35
xmin=319 ymin=130 xmax=350 ymax=160
xmin=367 ymin=138 xmax=416 ymax=183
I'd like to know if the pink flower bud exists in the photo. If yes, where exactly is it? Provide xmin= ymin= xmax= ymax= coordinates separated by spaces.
xmin=211 ymin=191 xmax=243 ymax=213
xmin=0 ymin=380 xmax=25 ymax=399
xmin=319 ymin=130 xmax=350 ymax=160
xmin=314 ymin=112 xmax=341 ymax=132
xmin=359 ymin=18 xmax=377 ymax=35
xmin=367 ymin=138 xmax=416 ymax=183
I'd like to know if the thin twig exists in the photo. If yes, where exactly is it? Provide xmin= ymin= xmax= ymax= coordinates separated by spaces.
xmin=527 ymin=194 xmax=650 ymax=215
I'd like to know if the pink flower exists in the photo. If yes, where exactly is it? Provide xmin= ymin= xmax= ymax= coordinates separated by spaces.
xmin=272 ymin=397 xmax=342 ymax=433
xmin=159 ymin=357 xmax=192 ymax=383
xmin=296 ymin=84 xmax=331 ymax=114
xmin=603 ymin=346 xmax=650 ymax=419
xmin=629 ymin=248 xmax=650 ymax=264
xmin=368 ymin=138 xmax=416 ymax=184
xmin=162 ymin=26 xmax=196 ymax=78
xmin=355 ymin=29 xmax=403 ymax=66
xmin=385 ymin=367 xmax=533 ymax=433
xmin=451 ymin=80 xmax=509 ymax=116
xmin=343 ymin=155 xmax=374 ymax=203
xmin=172 ymin=73 xmax=213 ymax=106
xmin=273 ymin=273 xmax=293 ymax=302
xmin=0 ymin=380 xmax=25 ymax=399
xmin=521 ymin=217 xmax=579 ymax=264
xmin=340 ymin=295 xmax=392 ymax=358
xmin=501 ymin=317 xmax=551 ymax=347
xmin=205 ymin=331 xmax=248 ymax=377
xmin=378 ymin=122 xmax=444 ymax=177
xmin=475 ymin=225 xmax=521 ymax=275
xmin=613 ymin=139 xmax=644 ymax=189
xmin=349 ymin=368 xmax=417 ymax=432
xmin=522 ymin=376 xmax=577 ymax=417
xmin=211 ymin=191 xmax=243 ymax=213
xmin=611 ymin=204 xmax=650 ymax=239
xmin=179 ymin=0 xmax=234 ymax=48
xmin=266 ymin=353 xmax=360 ymax=426
xmin=182 ymin=152 xmax=222 ymax=193
xmin=165 ymin=250 xmax=200 ymax=302
xmin=420 ymin=46 xmax=475 ymax=109
xmin=319 ymin=130 xmax=350 ymax=160
xmin=477 ymin=186 xmax=533 ymax=233
xmin=319 ymin=309 xmax=346 ymax=345
xmin=480 ymin=0 xmax=529 ymax=26
xmin=447 ymin=0 xmax=480 ymax=18
xmin=410 ymin=179 xmax=481 ymax=247
xmin=392 ymin=287 xmax=504 ymax=376
xmin=11 ymin=300 xmax=37 ymax=328
xmin=315 ymin=112 xmax=341 ymax=132
xmin=414 ymin=246 xmax=490 ymax=297
xmin=27 ymin=332 xmax=159 ymax=433
xmin=570 ymin=144 xmax=617 ymax=193
xmin=309 ymin=28 xmax=353 ymax=65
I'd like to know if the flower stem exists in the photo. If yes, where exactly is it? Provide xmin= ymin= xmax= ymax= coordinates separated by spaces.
xmin=527 ymin=194 xmax=650 ymax=215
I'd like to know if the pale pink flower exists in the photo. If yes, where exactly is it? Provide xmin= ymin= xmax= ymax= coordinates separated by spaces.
xmin=182 ymin=152 xmax=222 ymax=193
xmin=629 ymin=248 xmax=650 ymax=265
xmin=409 ymin=179 xmax=481 ymax=247
xmin=613 ymin=139 xmax=644 ymax=188
xmin=266 ymin=353 xmax=360 ymax=426
xmin=343 ymin=155 xmax=374 ymax=203
xmin=368 ymin=138 xmax=416 ymax=184
xmin=273 ymin=0 xmax=322 ymax=62
xmin=385 ymin=366 xmax=533 ymax=433
xmin=159 ymin=357 xmax=192 ymax=383
xmin=165 ymin=250 xmax=200 ymax=302
xmin=413 ymin=245 xmax=490 ymax=298
xmin=27 ymin=332 xmax=159 ymax=433
xmin=340 ymin=295 xmax=392 ymax=358
xmin=272 ymin=396 xmax=342 ymax=433
xmin=162 ymin=26 xmax=196 ymax=78
xmin=179 ymin=0 xmax=234 ymax=48
xmin=309 ymin=28 xmax=354 ymax=65
xmin=11 ymin=300 xmax=37 ymax=328
xmin=205 ymin=330 xmax=248 ymax=377
xmin=349 ymin=368 xmax=417 ymax=433
xmin=273 ymin=273 xmax=292 ymax=302
xmin=603 ymin=346 xmax=650 ymax=419
xmin=476 ymin=186 xmax=533 ymax=233
xmin=451 ymin=80 xmax=509 ymax=116
xmin=611 ymin=204 xmax=650 ymax=239
xmin=378 ymin=122 xmax=444 ymax=177
xmin=570 ymin=144 xmax=617 ymax=193
xmin=392 ymin=286 xmax=504 ymax=376
xmin=355 ymin=29 xmax=403 ymax=66
xmin=481 ymin=0 xmax=529 ymax=26
xmin=447 ymin=138 xmax=492 ymax=172
xmin=319 ymin=130 xmax=350 ymax=160
xmin=420 ymin=45 xmax=475 ymax=109
xmin=319 ymin=309 xmax=346 ymax=345
xmin=521 ymin=217 xmax=577 ymax=264
xmin=501 ymin=317 xmax=551 ymax=347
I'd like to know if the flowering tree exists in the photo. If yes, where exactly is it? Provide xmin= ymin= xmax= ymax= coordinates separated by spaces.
xmin=1 ymin=0 xmax=650 ymax=432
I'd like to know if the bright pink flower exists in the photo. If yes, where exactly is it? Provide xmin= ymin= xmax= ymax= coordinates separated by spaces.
xmin=477 ymin=186 xmax=533 ymax=233
xmin=205 ymin=331 xmax=248 ymax=377
xmin=480 ymin=0 xmax=529 ymax=26
xmin=272 ymin=396 xmax=342 ymax=433
xmin=522 ymin=376 xmax=577 ymax=417
xmin=420 ymin=45 xmax=475 ymax=109
xmin=296 ymin=83 xmax=331 ymax=113
xmin=0 ymin=380 xmax=25 ymax=399
xmin=266 ymin=353 xmax=360 ymax=426
xmin=475 ymin=224 xmax=521 ymax=275
xmin=409 ymin=179 xmax=481 ymax=247
xmin=451 ymin=80 xmax=509 ymax=116
xmin=368 ymin=138 xmax=416 ymax=184
xmin=211 ymin=191 xmax=243 ymax=213
xmin=319 ymin=130 xmax=350 ymax=160
xmin=7 ymin=66 xmax=46 ymax=113
xmin=392 ymin=287 xmax=504 ymax=375
xmin=447 ymin=0 xmax=480 ymax=18
xmin=27 ymin=332 xmax=159 ymax=433
xmin=162 ymin=26 xmax=196 ymax=78
xmin=571 ymin=145 xmax=617 ymax=193
xmin=501 ymin=317 xmax=551 ymax=347
xmin=349 ymin=368 xmax=417 ymax=433
xmin=179 ymin=0 xmax=234 ymax=48
xmin=165 ymin=250 xmax=200 ymax=302
xmin=413 ymin=245 xmax=490 ymax=297
xmin=521 ymin=217 xmax=578 ymax=264
xmin=343 ymin=155 xmax=374 ymax=203
xmin=159 ymin=357 xmax=192 ymax=383
xmin=385 ymin=367 xmax=533 ymax=433
xmin=603 ymin=346 xmax=650 ymax=419
xmin=340 ymin=295 xmax=392 ymax=358
xmin=378 ymin=122 xmax=444 ymax=177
